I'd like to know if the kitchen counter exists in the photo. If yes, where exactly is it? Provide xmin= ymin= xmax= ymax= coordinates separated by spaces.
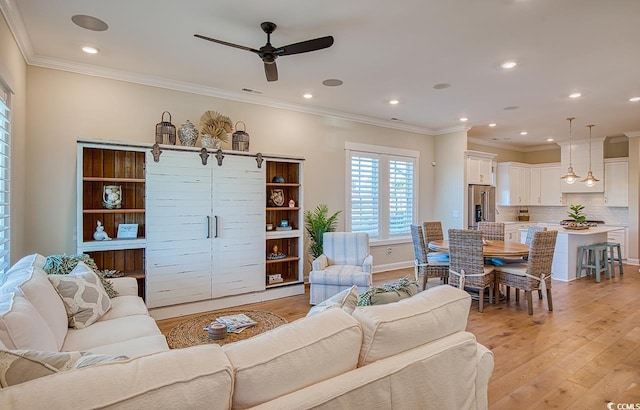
xmin=519 ymin=225 xmax=624 ymax=281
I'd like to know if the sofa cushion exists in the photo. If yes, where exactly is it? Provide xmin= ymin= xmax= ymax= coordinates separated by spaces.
xmin=48 ymin=262 xmax=112 ymax=329
xmin=0 ymin=293 xmax=58 ymax=351
xmin=87 ymin=335 xmax=169 ymax=359
xmin=0 ymin=257 xmax=68 ymax=350
xmin=62 ymin=314 xmax=162 ymax=352
xmin=307 ymin=285 xmax=359 ymax=317
xmin=222 ymin=308 xmax=363 ymax=409
xmin=0 ymin=349 xmax=127 ymax=387
xmin=97 ymin=295 xmax=149 ymax=322
xmin=352 ymin=285 xmax=471 ymax=366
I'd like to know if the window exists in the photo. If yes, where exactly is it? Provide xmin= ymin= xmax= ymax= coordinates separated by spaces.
xmin=0 ymin=84 xmax=10 ymax=274
xmin=346 ymin=142 xmax=418 ymax=241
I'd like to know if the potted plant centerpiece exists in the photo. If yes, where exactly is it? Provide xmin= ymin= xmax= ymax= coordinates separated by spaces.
xmin=566 ymin=204 xmax=588 ymax=229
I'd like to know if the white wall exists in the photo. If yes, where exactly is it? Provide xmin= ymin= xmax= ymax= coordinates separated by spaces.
xmin=434 ymin=130 xmax=467 ymax=235
xmin=0 ymin=14 xmax=27 ymax=262
xmin=25 ymin=66 xmax=444 ymax=273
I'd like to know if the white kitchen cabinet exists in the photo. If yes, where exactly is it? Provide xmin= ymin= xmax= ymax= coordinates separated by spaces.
xmin=539 ymin=164 xmax=564 ymax=206
xmin=145 ymin=150 xmax=265 ymax=308
xmin=607 ymin=228 xmax=627 ymax=260
xmin=604 ymin=159 xmax=628 ymax=207
xmin=496 ymin=162 xmax=530 ymax=206
xmin=466 ymin=151 xmax=496 ymax=186
xmin=505 ymin=223 xmax=529 ymax=242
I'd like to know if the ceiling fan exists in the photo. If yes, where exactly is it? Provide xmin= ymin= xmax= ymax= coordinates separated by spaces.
xmin=195 ymin=22 xmax=334 ymax=82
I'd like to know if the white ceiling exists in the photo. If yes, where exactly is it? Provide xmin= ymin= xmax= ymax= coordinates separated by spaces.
xmin=3 ymin=0 xmax=640 ymax=150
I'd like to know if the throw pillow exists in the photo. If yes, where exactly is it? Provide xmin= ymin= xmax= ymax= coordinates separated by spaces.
xmin=0 ymin=349 xmax=127 ymax=388
xmin=358 ymin=276 xmax=420 ymax=306
xmin=43 ymin=254 xmax=118 ymax=298
xmin=306 ymin=285 xmax=359 ymax=317
xmin=48 ymin=262 xmax=112 ymax=329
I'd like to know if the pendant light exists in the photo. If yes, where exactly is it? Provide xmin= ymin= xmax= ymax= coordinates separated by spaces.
xmin=561 ymin=117 xmax=580 ymax=184
xmin=581 ymin=124 xmax=599 ymax=187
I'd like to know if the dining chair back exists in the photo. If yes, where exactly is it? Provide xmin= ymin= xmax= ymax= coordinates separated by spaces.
xmin=447 ymin=229 xmax=495 ymax=312
xmin=423 ymin=221 xmax=444 ymax=243
xmin=495 ymin=230 xmax=558 ymax=315
xmin=410 ymin=224 xmax=448 ymax=290
xmin=478 ymin=222 xmax=505 ymax=241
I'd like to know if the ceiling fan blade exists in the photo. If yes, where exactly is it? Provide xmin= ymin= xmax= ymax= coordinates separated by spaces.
xmin=194 ymin=34 xmax=260 ymax=54
xmin=264 ymin=62 xmax=278 ymax=82
xmin=275 ymin=36 xmax=334 ymax=56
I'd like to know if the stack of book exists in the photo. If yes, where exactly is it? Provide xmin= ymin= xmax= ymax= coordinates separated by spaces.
xmin=215 ymin=313 xmax=257 ymax=333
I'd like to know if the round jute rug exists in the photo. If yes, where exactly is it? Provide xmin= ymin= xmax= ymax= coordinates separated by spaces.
xmin=166 ymin=310 xmax=288 ymax=348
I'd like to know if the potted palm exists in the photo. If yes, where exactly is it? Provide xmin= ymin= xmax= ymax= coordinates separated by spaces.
xmin=304 ymin=204 xmax=341 ymax=259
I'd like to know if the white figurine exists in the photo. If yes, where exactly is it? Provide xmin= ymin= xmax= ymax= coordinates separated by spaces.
xmin=93 ymin=220 xmax=112 ymax=241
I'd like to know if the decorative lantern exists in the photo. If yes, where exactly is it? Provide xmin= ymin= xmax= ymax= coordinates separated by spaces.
xmin=232 ymin=121 xmax=250 ymax=152
xmin=155 ymin=111 xmax=176 ymax=145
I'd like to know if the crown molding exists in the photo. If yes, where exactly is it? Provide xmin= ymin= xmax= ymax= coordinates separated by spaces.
xmin=624 ymin=130 xmax=640 ymax=138
xmin=433 ymin=124 xmax=471 ymax=135
xmin=467 ymin=137 xmax=558 ymax=152
xmin=0 ymin=0 xmax=34 ymax=61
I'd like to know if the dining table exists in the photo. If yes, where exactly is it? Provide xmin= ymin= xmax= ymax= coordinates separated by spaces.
xmin=428 ymin=239 xmax=529 ymax=257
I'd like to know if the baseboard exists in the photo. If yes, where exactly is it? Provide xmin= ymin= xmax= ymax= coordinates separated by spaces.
xmin=372 ymin=260 xmax=413 ymax=274
xmin=625 ymin=258 xmax=639 ymax=266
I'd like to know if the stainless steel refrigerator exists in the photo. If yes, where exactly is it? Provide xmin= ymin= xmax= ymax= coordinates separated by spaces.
xmin=468 ymin=185 xmax=496 ymax=229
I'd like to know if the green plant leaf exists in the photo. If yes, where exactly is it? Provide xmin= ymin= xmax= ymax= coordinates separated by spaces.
xmin=304 ymin=204 xmax=342 ymax=259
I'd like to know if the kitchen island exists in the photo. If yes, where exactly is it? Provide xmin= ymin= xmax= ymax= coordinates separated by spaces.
xmin=520 ymin=226 xmax=625 ymax=281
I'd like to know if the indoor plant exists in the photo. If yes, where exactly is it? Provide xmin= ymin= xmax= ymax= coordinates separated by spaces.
xmin=567 ymin=204 xmax=586 ymax=227
xmin=304 ymin=204 xmax=341 ymax=259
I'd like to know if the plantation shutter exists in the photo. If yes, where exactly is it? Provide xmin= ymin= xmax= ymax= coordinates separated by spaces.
xmin=0 ymin=87 xmax=10 ymax=274
xmin=389 ymin=158 xmax=414 ymax=236
xmin=350 ymin=154 xmax=379 ymax=238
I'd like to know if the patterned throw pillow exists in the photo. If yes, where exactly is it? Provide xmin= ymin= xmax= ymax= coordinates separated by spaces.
xmin=306 ymin=285 xmax=359 ymax=317
xmin=358 ymin=276 xmax=420 ymax=306
xmin=0 ymin=349 xmax=127 ymax=387
xmin=48 ymin=262 xmax=112 ymax=329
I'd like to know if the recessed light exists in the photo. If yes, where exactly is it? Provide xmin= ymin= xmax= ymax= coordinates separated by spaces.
xmin=322 ymin=79 xmax=343 ymax=87
xmin=303 ymin=93 xmax=313 ymax=99
xmin=71 ymin=15 xmax=108 ymax=31
xmin=630 ymin=97 xmax=640 ymax=102
xmin=459 ymin=117 xmax=468 ymax=122
xmin=569 ymin=92 xmax=582 ymax=99
xmin=82 ymin=46 xmax=99 ymax=54
xmin=488 ymin=123 xmax=497 ymax=127
xmin=501 ymin=60 xmax=517 ymax=69
xmin=546 ymin=138 xmax=555 ymax=142
xmin=433 ymin=83 xmax=451 ymax=90
xmin=520 ymin=131 xmax=528 ymax=135
xmin=389 ymin=99 xmax=399 ymax=105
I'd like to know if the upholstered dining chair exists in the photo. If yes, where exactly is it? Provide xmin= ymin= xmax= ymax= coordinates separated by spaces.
xmin=410 ymin=224 xmax=448 ymax=290
xmin=308 ymin=232 xmax=373 ymax=305
xmin=494 ymin=230 xmax=558 ymax=315
xmin=478 ymin=222 xmax=505 ymax=241
xmin=447 ymin=229 xmax=496 ymax=313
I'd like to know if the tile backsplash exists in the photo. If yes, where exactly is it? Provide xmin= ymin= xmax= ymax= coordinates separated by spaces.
xmin=496 ymin=192 xmax=629 ymax=226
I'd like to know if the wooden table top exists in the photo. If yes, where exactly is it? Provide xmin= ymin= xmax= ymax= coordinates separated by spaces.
xmin=428 ymin=239 xmax=529 ymax=257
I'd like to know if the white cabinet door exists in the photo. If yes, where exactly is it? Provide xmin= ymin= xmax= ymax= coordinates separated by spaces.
xmin=498 ymin=163 xmax=528 ymax=206
xmin=604 ymin=161 xmax=628 ymax=207
xmin=146 ymin=151 xmax=213 ymax=308
xmin=529 ymin=167 xmax=541 ymax=205
xmin=466 ymin=152 xmax=496 ymax=186
xmin=539 ymin=165 xmax=563 ymax=206
xmin=607 ymin=229 xmax=627 ymax=260
xmin=211 ymin=155 xmax=265 ymax=298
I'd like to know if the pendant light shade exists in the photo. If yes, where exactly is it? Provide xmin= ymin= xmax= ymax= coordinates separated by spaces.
xmin=581 ymin=124 xmax=599 ymax=187
xmin=561 ymin=117 xmax=581 ymax=184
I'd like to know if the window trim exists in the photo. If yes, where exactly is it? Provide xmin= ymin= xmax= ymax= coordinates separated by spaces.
xmin=0 ymin=81 xmax=11 ymax=274
xmin=345 ymin=142 xmax=419 ymax=242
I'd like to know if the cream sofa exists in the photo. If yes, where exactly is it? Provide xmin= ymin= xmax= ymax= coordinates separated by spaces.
xmin=0 ymin=254 xmax=493 ymax=409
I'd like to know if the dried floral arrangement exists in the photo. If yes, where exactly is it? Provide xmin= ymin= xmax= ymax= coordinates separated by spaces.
xmin=200 ymin=110 xmax=233 ymax=142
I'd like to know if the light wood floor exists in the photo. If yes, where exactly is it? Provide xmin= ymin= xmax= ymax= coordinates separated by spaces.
xmin=156 ymin=265 xmax=640 ymax=409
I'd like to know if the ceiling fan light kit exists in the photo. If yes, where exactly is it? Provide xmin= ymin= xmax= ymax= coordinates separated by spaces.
xmin=195 ymin=22 xmax=334 ymax=82
xmin=561 ymin=117 xmax=580 ymax=184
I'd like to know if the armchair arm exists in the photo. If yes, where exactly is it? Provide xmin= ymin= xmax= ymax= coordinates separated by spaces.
xmin=109 ymin=276 xmax=139 ymax=297
xmin=312 ymin=254 xmax=328 ymax=271
xmin=362 ymin=254 xmax=373 ymax=273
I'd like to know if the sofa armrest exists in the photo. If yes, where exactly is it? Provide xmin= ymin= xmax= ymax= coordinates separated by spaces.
xmin=475 ymin=343 xmax=494 ymax=410
xmin=362 ymin=254 xmax=373 ymax=274
xmin=0 ymin=345 xmax=233 ymax=410
xmin=108 ymin=277 xmax=138 ymax=296
xmin=312 ymin=254 xmax=328 ymax=271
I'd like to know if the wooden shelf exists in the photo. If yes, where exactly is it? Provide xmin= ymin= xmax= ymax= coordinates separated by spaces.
xmin=83 ymin=209 xmax=145 ymax=214
xmin=266 ymin=183 xmax=300 ymax=187
xmin=84 ymin=177 xmax=145 ymax=183
xmin=266 ymin=278 xmax=303 ymax=288
xmin=265 ymin=256 xmax=300 ymax=264
xmin=266 ymin=207 xmax=300 ymax=211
